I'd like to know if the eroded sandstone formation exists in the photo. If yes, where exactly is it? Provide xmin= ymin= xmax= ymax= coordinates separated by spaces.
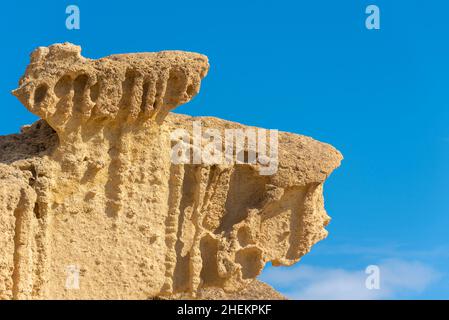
xmin=0 ymin=43 xmax=342 ymax=299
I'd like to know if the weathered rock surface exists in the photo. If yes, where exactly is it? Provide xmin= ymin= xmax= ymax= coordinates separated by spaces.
xmin=0 ymin=43 xmax=342 ymax=300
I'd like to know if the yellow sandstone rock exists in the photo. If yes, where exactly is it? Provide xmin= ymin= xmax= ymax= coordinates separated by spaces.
xmin=0 ymin=43 xmax=342 ymax=299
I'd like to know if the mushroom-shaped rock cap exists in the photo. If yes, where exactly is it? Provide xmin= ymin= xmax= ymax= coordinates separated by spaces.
xmin=12 ymin=43 xmax=209 ymax=134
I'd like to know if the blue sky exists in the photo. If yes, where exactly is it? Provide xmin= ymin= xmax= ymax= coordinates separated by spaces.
xmin=1 ymin=1 xmax=448 ymax=299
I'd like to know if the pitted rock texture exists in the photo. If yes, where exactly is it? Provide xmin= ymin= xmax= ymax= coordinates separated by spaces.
xmin=0 ymin=43 xmax=342 ymax=300
xmin=13 ymin=42 xmax=209 ymax=134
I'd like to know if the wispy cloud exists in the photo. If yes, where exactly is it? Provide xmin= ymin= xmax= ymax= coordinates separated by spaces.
xmin=259 ymin=259 xmax=442 ymax=300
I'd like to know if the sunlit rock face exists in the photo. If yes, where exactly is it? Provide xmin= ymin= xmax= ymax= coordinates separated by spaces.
xmin=0 ymin=43 xmax=342 ymax=299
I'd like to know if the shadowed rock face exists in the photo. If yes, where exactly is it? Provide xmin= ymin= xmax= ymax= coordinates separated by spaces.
xmin=0 ymin=43 xmax=342 ymax=300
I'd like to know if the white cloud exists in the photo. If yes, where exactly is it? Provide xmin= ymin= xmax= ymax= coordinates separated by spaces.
xmin=259 ymin=259 xmax=442 ymax=300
